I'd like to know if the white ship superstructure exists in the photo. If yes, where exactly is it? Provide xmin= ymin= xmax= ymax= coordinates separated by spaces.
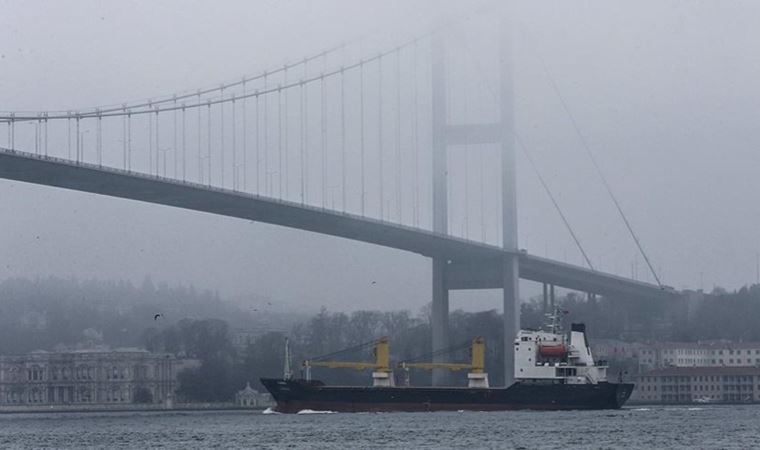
xmin=514 ymin=310 xmax=608 ymax=384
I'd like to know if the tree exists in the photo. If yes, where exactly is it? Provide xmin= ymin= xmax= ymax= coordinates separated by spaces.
xmin=149 ymin=319 xmax=238 ymax=402
xmin=133 ymin=386 xmax=153 ymax=403
xmin=235 ymin=332 xmax=288 ymax=390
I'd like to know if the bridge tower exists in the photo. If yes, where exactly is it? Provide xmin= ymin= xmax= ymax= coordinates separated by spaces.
xmin=430 ymin=10 xmax=518 ymax=386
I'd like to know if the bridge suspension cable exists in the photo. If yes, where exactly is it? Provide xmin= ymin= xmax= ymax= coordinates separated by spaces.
xmin=526 ymin=30 xmax=662 ymax=286
xmin=299 ymin=81 xmax=305 ymax=203
xmin=231 ymin=94 xmax=236 ymax=190
xmin=206 ymin=102 xmax=212 ymax=185
xmin=1 ymin=44 xmax=350 ymax=120
xmin=2 ymin=0 xmax=499 ymax=121
xmin=0 ymin=36 xmax=423 ymax=124
xmin=220 ymin=88 xmax=225 ymax=188
xmin=320 ymin=74 xmax=326 ymax=208
xmin=395 ymin=48 xmax=402 ymax=223
xmin=182 ymin=104 xmax=187 ymax=181
xmin=340 ymin=67 xmax=347 ymax=212
xmin=127 ymin=111 xmax=132 ymax=171
xmin=264 ymin=75 xmax=270 ymax=196
xmin=242 ymin=82 xmax=247 ymax=190
xmin=412 ymin=41 xmax=420 ymax=228
xmin=453 ymin=33 xmax=596 ymax=270
xmin=518 ymin=134 xmax=595 ymax=271
xmin=255 ymin=91 xmax=260 ymax=195
xmin=283 ymin=69 xmax=290 ymax=200
xmin=360 ymin=61 xmax=366 ymax=216
xmin=1 ymin=27 xmax=435 ymax=236
xmin=378 ymin=56 xmax=384 ymax=220
xmin=278 ymin=84 xmax=283 ymax=198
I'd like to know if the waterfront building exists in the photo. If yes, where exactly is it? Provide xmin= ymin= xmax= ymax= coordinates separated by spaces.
xmin=631 ymin=366 xmax=760 ymax=404
xmin=235 ymin=381 xmax=272 ymax=408
xmin=231 ymin=329 xmax=261 ymax=351
xmin=0 ymin=348 xmax=187 ymax=406
xmin=592 ymin=339 xmax=644 ymax=361
xmin=637 ymin=342 xmax=760 ymax=371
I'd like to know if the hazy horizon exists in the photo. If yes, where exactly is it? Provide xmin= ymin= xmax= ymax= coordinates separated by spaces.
xmin=3 ymin=0 xmax=760 ymax=312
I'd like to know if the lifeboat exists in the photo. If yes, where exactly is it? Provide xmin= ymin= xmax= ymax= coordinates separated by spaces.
xmin=538 ymin=343 xmax=567 ymax=358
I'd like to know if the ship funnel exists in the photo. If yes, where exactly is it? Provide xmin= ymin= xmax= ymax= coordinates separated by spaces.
xmin=571 ymin=323 xmax=589 ymax=348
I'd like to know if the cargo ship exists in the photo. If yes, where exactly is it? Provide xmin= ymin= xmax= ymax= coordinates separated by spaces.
xmin=261 ymin=311 xmax=633 ymax=413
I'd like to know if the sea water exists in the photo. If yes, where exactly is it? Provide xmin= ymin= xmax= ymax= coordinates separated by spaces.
xmin=0 ymin=405 xmax=758 ymax=449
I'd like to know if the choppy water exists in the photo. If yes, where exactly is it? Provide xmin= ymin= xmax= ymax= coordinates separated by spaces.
xmin=1 ymin=405 xmax=759 ymax=449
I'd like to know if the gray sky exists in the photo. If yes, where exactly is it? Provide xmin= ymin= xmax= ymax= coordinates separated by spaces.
xmin=1 ymin=0 xmax=759 ymax=313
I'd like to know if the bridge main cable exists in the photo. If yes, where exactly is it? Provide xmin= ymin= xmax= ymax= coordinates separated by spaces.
xmin=1 ymin=43 xmax=349 ymax=120
xmin=1 ymin=35 xmax=426 ymax=123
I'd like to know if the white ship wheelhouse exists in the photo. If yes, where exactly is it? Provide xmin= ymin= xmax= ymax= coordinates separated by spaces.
xmin=514 ymin=310 xmax=608 ymax=385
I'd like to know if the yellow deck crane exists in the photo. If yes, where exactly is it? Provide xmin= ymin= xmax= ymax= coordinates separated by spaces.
xmin=303 ymin=337 xmax=395 ymax=387
xmin=397 ymin=337 xmax=490 ymax=388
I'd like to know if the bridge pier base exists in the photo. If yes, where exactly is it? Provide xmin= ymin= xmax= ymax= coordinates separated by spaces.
xmin=542 ymin=283 xmax=549 ymax=314
xmin=431 ymin=257 xmax=450 ymax=386
xmin=550 ymin=284 xmax=556 ymax=311
xmin=499 ymin=7 xmax=519 ymax=387
xmin=502 ymin=256 xmax=519 ymax=386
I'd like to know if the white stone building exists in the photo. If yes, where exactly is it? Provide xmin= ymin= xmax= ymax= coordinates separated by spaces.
xmin=631 ymin=366 xmax=760 ymax=404
xmin=0 ymin=348 xmax=186 ymax=406
xmin=637 ymin=342 xmax=760 ymax=371
xmin=235 ymin=381 xmax=272 ymax=408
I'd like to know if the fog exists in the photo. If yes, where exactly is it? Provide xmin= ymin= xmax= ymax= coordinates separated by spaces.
xmin=2 ymin=0 xmax=760 ymax=313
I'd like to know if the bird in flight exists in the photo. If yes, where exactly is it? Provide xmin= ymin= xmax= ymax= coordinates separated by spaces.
xmin=153 ymin=313 xmax=163 ymax=321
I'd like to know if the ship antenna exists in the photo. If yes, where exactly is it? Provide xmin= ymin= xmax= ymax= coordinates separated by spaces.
xmin=544 ymin=308 xmax=554 ymax=334
xmin=545 ymin=304 xmax=564 ymax=334
xmin=553 ymin=305 xmax=559 ymax=334
xmin=283 ymin=338 xmax=293 ymax=380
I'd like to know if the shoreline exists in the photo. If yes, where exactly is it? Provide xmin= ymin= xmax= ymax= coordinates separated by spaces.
xmin=0 ymin=403 xmax=270 ymax=415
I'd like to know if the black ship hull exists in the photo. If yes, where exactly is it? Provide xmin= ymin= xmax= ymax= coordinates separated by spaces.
xmin=260 ymin=378 xmax=634 ymax=413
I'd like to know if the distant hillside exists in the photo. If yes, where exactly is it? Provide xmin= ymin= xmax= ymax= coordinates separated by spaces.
xmin=0 ymin=276 xmax=304 ymax=354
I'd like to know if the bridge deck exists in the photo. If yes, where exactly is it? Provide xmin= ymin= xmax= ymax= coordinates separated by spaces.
xmin=0 ymin=148 xmax=676 ymax=300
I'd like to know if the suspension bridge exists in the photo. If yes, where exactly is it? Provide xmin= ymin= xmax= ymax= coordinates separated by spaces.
xmin=0 ymin=12 xmax=678 ymax=385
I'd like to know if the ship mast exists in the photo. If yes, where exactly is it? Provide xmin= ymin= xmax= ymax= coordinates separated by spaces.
xmin=545 ymin=304 xmax=564 ymax=334
xmin=283 ymin=338 xmax=293 ymax=380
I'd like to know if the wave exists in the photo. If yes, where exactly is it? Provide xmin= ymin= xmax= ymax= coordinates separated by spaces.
xmin=262 ymin=407 xmax=281 ymax=415
xmin=296 ymin=409 xmax=337 ymax=414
